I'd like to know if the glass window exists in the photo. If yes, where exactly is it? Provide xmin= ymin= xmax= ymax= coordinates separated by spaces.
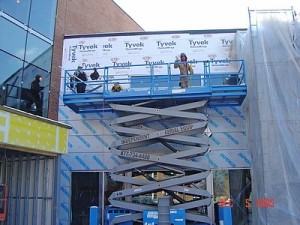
xmin=213 ymin=170 xmax=230 ymax=202
xmin=25 ymin=33 xmax=52 ymax=71
xmin=0 ymin=51 xmax=23 ymax=86
xmin=0 ymin=17 xmax=26 ymax=59
xmin=0 ymin=51 xmax=23 ymax=109
xmin=29 ymin=0 xmax=57 ymax=39
xmin=0 ymin=0 xmax=30 ymax=24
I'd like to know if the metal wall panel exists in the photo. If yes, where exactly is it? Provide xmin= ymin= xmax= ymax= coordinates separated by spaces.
xmin=0 ymin=151 xmax=56 ymax=225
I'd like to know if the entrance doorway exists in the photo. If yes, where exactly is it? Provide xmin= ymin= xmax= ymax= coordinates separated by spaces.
xmin=71 ymin=172 xmax=99 ymax=225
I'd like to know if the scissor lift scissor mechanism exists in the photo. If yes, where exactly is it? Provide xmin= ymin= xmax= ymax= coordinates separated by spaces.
xmin=108 ymin=100 xmax=213 ymax=224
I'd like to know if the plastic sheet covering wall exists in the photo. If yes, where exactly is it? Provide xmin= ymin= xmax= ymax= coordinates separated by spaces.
xmin=235 ymin=9 xmax=300 ymax=225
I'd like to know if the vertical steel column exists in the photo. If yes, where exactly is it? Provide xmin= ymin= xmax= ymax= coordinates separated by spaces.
xmin=42 ymin=157 xmax=48 ymax=225
xmin=23 ymin=155 xmax=31 ymax=225
xmin=16 ymin=155 xmax=23 ymax=225
xmin=206 ymin=172 xmax=214 ymax=223
xmin=52 ymin=157 xmax=59 ymax=225
xmin=158 ymin=196 xmax=171 ymax=225
xmin=33 ymin=155 xmax=40 ymax=225
xmin=0 ymin=152 xmax=4 ymax=183
xmin=0 ymin=150 xmax=6 ymax=225
xmin=7 ymin=153 xmax=14 ymax=225
xmin=101 ymin=172 xmax=105 ymax=225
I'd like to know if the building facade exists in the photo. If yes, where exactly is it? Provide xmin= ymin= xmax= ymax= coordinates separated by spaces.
xmin=1 ymin=0 xmax=251 ymax=223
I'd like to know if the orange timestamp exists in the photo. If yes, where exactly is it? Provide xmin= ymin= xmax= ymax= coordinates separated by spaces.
xmin=219 ymin=198 xmax=275 ymax=208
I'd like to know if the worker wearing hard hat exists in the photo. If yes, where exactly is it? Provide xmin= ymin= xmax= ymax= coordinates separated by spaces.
xmin=111 ymin=82 xmax=123 ymax=92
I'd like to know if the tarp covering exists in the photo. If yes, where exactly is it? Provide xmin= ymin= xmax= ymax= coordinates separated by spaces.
xmin=236 ymin=9 xmax=300 ymax=225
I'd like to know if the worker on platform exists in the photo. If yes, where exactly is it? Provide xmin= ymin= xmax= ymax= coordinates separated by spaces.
xmin=111 ymin=82 xmax=123 ymax=92
xmin=90 ymin=68 xmax=100 ymax=80
xmin=74 ymin=66 xmax=87 ymax=93
xmin=174 ymin=53 xmax=194 ymax=88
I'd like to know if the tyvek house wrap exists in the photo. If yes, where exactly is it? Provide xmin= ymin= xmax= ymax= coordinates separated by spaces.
xmin=235 ymin=9 xmax=300 ymax=225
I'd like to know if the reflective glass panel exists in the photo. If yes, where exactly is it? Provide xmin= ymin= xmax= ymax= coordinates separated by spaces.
xmin=0 ymin=51 xmax=23 ymax=85
xmin=29 ymin=0 xmax=57 ymax=39
xmin=213 ymin=170 xmax=230 ymax=202
xmin=0 ymin=17 xmax=26 ymax=59
xmin=0 ymin=51 xmax=23 ymax=109
xmin=25 ymin=33 xmax=52 ymax=71
xmin=0 ymin=0 xmax=30 ymax=24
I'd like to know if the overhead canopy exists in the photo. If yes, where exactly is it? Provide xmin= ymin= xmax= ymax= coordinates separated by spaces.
xmin=0 ymin=106 xmax=71 ymax=156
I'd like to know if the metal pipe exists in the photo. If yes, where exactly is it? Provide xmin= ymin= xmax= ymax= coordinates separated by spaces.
xmin=158 ymin=196 xmax=171 ymax=225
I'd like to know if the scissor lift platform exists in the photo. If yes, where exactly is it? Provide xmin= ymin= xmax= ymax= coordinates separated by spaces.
xmin=62 ymin=60 xmax=246 ymax=113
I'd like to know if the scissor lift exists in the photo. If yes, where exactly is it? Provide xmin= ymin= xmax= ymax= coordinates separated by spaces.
xmin=107 ymin=100 xmax=212 ymax=224
xmin=62 ymin=60 xmax=247 ymax=224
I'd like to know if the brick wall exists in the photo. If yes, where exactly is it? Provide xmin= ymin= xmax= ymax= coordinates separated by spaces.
xmin=49 ymin=0 xmax=143 ymax=120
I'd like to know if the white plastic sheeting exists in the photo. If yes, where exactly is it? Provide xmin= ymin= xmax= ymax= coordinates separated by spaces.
xmin=235 ymin=9 xmax=300 ymax=225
